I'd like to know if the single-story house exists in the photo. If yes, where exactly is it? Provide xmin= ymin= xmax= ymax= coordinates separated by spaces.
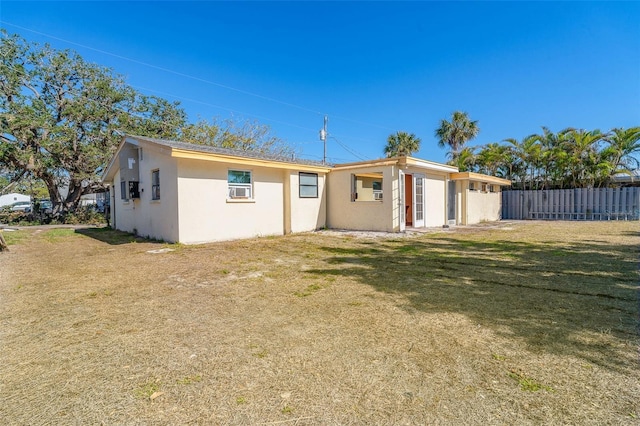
xmin=102 ymin=136 xmax=331 ymax=244
xmin=102 ymin=135 xmax=510 ymax=243
xmin=327 ymin=159 xmax=511 ymax=232
xmin=0 ymin=193 xmax=30 ymax=208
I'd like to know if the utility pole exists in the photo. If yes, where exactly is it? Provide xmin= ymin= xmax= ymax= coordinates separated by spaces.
xmin=319 ymin=115 xmax=328 ymax=165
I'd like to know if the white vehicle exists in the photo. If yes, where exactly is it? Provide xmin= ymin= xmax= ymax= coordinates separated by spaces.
xmin=9 ymin=201 xmax=31 ymax=212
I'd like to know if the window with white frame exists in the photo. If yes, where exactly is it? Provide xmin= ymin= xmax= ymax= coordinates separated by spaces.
xmin=299 ymin=172 xmax=318 ymax=198
xmin=351 ymin=172 xmax=384 ymax=202
xmin=151 ymin=169 xmax=160 ymax=200
xmin=228 ymin=170 xmax=252 ymax=199
xmin=372 ymin=180 xmax=383 ymax=200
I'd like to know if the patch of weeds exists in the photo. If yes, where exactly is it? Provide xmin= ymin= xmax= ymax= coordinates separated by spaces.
xmin=134 ymin=380 xmax=161 ymax=399
xmin=176 ymin=375 xmax=202 ymax=385
xmin=253 ymin=349 xmax=269 ymax=358
xmin=165 ymin=242 xmax=184 ymax=252
xmin=236 ymin=396 xmax=247 ymax=404
xmin=348 ymin=301 xmax=363 ymax=307
xmin=42 ymin=228 xmax=77 ymax=242
xmin=103 ymin=290 xmax=114 ymax=297
xmin=281 ymin=405 xmax=293 ymax=414
xmin=77 ymin=227 xmax=140 ymax=244
xmin=508 ymin=370 xmax=554 ymax=392
xmin=220 ymin=269 xmax=230 ymax=275
xmin=492 ymin=353 xmax=506 ymax=361
xmin=2 ymin=230 xmax=28 ymax=246
xmin=87 ymin=291 xmax=98 ymax=298
xmin=294 ymin=283 xmax=323 ymax=297
xmin=397 ymin=244 xmax=421 ymax=254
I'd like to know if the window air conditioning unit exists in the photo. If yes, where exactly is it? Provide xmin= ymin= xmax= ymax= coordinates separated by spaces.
xmin=374 ymin=192 xmax=383 ymax=201
xmin=230 ymin=186 xmax=250 ymax=199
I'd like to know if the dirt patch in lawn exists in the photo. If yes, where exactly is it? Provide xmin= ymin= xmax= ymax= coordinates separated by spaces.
xmin=1 ymin=221 xmax=638 ymax=424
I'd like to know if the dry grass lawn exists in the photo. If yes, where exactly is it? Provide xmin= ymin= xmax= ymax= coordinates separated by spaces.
xmin=0 ymin=221 xmax=638 ymax=425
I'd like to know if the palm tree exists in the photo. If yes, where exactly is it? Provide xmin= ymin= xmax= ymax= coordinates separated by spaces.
xmin=561 ymin=128 xmax=605 ymax=188
xmin=536 ymin=127 xmax=571 ymax=189
xmin=604 ymin=127 xmax=640 ymax=174
xmin=384 ymin=131 xmax=421 ymax=157
xmin=476 ymin=143 xmax=511 ymax=177
xmin=450 ymin=146 xmax=477 ymax=172
xmin=435 ymin=111 xmax=480 ymax=161
xmin=504 ymin=134 xmax=540 ymax=190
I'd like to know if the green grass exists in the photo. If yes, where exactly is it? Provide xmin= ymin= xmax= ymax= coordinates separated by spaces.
xmin=134 ymin=380 xmax=161 ymax=399
xmin=176 ymin=375 xmax=202 ymax=385
xmin=1 ymin=230 xmax=28 ymax=246
xmin=75 ymin=227 xmax=140 ymax=245
xmin=294 ymin=283 xmax=324 ymax=297
xmin=252 ymin=349 xmax=269 ymax=358
xmin=42 ymin=228 xmax=77 ymax=242
xmin=508 ymin=371 xmax=554 ymax=392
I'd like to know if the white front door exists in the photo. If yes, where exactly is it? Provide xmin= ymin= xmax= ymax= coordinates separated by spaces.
xmin=399 ymin=170 xmax=406 ymax=231
xmin=413 ymin=174 xmax=425 ymax=227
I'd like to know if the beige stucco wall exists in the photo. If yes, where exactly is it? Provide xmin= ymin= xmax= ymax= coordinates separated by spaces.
xmin=287 ymin=171 xmax=327 ymax=233
xmin=327 ymin=166 xmax=396 ymax=232
xmin=111 ymin=144 xmax=179 ymax=242
xmin=176 ymin=158 xmax=285 ymax=244
xmin=466 ymin=190 xmax=502 ymax=224
xmin=456 ymin=180 xmax=503 ymax=225
xmin=109 ymin=143 xmax=328 ymax=244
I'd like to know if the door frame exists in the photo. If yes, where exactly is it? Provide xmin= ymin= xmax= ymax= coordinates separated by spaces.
xmin=413 ymin=173 xmax=425 ymax=227
xmin=399 ymin=170 xmax=405 ymax=232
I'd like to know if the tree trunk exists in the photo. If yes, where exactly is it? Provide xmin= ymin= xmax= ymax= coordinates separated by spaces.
xmin=0 ymin=230 xmax=8 ymax=252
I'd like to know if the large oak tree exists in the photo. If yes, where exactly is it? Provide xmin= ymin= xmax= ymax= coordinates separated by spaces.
xmin=0 ymin=32 xmax=187 ymax=216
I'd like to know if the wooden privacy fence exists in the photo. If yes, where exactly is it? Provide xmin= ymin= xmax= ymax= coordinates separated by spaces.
xmin=502 ymin=188 xmax=640 ymax=220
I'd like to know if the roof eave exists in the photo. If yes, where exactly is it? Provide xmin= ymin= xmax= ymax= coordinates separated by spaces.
xmin=450 ymin=172 xmax=512 ymax=186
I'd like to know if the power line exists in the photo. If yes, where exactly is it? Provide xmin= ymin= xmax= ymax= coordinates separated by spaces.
xmin=1 ymin=22 xmax=384 ymax=162
xmin=0 ymin=21 xmax=326 ymax=117
xmin=131 ymin=85 xmax=318 ymax=133
xmin=330 ymin=136 xmax=370 ymax=161
xmin=0 ymin=21 xmax=396 ymax=132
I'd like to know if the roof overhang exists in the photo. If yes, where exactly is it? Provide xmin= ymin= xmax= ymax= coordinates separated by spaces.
xmin=331 ymin=158 xmax=399 ymax=171
xmin=170 ymin=148 xmax=331 ymax=173
xmin=332 ymin=156 xmax=459 ymax=173
xmin=101 ymin=136 xmax=332 ymax=183
xmin=400 ymin=156 xmax=459 ymax=173
xmin=450 ymin=172 xmax=512 ymax=186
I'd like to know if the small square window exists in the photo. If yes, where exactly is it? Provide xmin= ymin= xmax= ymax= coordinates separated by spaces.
xmin=351 ymin=173 xmax=383 ymax=202
xmin=299 ymin=172 xmax=318 ymax=198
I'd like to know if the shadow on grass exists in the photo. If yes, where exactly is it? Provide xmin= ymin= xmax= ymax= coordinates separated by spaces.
xmin=75 ymin=227 xmax=155 ymax=245
xmin=306 ymin=235 xmax=640 ymax=373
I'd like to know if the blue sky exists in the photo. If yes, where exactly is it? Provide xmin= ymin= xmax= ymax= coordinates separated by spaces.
xmin=1 ymin=1 xmax=639 ymax=164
